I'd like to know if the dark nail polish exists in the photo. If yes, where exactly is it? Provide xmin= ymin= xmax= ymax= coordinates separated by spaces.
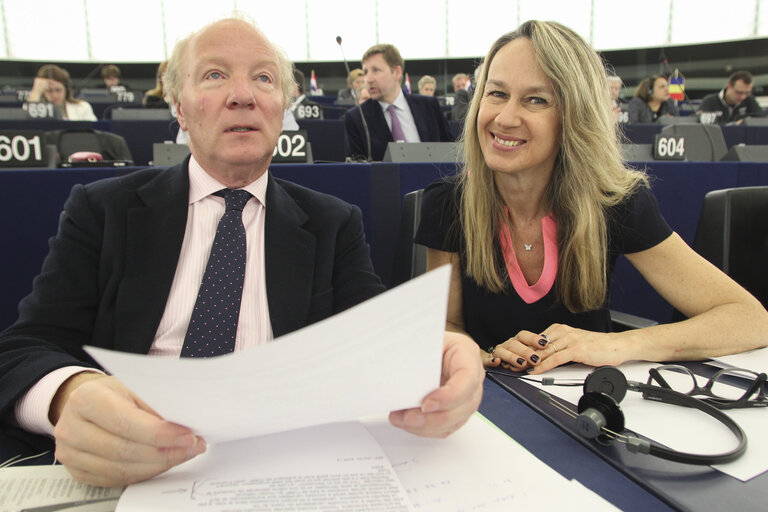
xmin=516 ymin=358 xmax=526 ymax=365
xmin=538 ymin=338 xmax=548 ymax=347
xmin=530 ymin=354 xmax=540 ymax=363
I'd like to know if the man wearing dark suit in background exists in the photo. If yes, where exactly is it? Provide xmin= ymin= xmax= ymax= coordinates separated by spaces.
xmin=0 ymin=15 xmax=483 ymax=487
xmin=344 ymin=43 xmax=453 ymax=161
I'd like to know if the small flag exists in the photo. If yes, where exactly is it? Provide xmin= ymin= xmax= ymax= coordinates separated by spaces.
xmin=310 ymin=70 xmax=318 ymax=94
xmin=405 ymin=73 xmax=411 ymax=94
xmin=668 ymin=71 xmax=685 ymax=101
xmin=466 ymin=76 xmax=472 ymax=92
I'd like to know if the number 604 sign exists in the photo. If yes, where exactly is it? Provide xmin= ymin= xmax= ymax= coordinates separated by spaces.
xmin=0 ymin=131 xmax=49 ymax=168
xmin=653 ymin=134 xmax=685 ymax=160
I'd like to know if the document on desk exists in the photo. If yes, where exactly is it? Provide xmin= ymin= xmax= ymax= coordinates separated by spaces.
xmin=85 ymin=265 xmax=450 ymax=444
xmin=0 ymin=465 xmax=122 ymax=512
xmin=117 ymin=415 xmax=618 ymax=512
xmin=117 ymin=422 xmax=413 ymax=512
xmin=710 ymin=346 xmax=768 ymax=373
xmin=523 ymin=362 xmax=768 ymax=481
xmin=366 ymin=413 xmax=620 ymax=511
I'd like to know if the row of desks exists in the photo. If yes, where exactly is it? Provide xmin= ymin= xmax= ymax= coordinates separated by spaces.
xmin=1 ymin=119 xmax=767 ymax=168
xmin=2 ymin=160 xmax=768 ymax=331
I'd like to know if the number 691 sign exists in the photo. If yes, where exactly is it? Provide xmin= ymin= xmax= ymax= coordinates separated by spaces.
xmin=0 ymin=131 xmax=48 ymax=168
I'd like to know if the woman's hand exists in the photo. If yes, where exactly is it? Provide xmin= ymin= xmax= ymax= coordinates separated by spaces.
xmin=483 ymin=324 xmax=632 ymax=374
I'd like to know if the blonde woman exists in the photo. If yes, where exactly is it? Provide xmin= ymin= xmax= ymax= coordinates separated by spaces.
xmin=416 ymin=20 xmax=768 ymax=374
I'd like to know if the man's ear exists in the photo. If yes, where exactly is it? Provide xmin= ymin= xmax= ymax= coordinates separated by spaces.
xmin=175 ymin=99 xmax=187 ymax=130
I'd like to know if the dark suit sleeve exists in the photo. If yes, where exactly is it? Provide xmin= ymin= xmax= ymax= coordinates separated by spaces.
xmin=330 ymin=204 xmax=386 ymax=314
xmin=0 ymin=184 xmax=104 ymax=419
xmin=433 ymin=96 xmax=454 ymax=143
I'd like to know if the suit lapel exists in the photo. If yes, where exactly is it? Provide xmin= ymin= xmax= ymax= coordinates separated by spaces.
xmin=405 ymin=95 xmax=430 ymax=141
xmin=114 ymin=162 xmax=189 ymax=353
xmin=264 ymin=175 xmax=316 ymax=338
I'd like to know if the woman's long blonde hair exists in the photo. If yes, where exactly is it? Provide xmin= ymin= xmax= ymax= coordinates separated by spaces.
xmin=459 ymin=20 xmax=647 ymax=312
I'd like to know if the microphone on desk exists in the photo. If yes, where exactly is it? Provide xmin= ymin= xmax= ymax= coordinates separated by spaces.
xmin=336 ymin=35 xmax=372 ymax=162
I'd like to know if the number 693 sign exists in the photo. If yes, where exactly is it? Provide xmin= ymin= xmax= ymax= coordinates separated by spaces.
xmin=653 ymin=134 xmax=685 ymax=161
xmin=0 ymin=130 xmax=49 ymax=168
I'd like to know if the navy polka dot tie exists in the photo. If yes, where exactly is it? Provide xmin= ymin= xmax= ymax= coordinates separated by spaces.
xmin=181 ymin=189 xmax=252 ymax=357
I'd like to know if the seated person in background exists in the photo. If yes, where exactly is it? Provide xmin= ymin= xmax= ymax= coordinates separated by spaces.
xmin=143 ymin=61 xmax=169 ymax=108
xmin=607 ymin=75 xmax=624 ymax=121
xmin=100 ymin=64 xmax=130 ymax=92
xmin=697 ymin=70 xmax=765 ymax=125
xmin=451 ymin=72 xmax=471 ymax=121
xmin=416 ymin=20 xmax=768 ymax=375
xmin=291 ymin=68 xmax=323 ymax=119
xmin=344 ymin=43 xmax=453 ymax=161
xmin=28 ymin=64 xmax=97 ymax=121
xmin=418 ymin=75 xmax=436 ymax=96
xmin=356 ymin=85 xmax=371 ymax=104
xmin=626 ymin=74 xmax=678 ymax=123
xmin=336 ymin=68 xmax=365 ymax=104
xmin=0 ymin=14 xmax=484 ymax=487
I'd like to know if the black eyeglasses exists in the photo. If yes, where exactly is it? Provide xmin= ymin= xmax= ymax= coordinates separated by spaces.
xmin=647 ymin=364 xmax=768 ymax=410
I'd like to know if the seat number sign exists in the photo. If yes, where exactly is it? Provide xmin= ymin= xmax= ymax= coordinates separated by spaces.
xmin=653 ymin=134 xmax=685 ymax=160
xmin=0 ymin=130 xmax=47 ymax=167
xmin=272 ymin=130 xmax=310 ymax=163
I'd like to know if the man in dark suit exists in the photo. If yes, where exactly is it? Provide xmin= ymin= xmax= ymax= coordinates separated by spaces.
xmin=344 ymin=43 xmax=453 ymax=161
xmin=0 ymin=17 xmax=483 ymax=487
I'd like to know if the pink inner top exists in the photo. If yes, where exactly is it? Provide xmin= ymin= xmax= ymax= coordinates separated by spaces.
xmin=498 ymin=211 xmax=558 ymax=304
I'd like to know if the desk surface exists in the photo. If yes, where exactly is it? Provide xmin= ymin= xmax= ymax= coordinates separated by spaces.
xmin=2 ymin=376 xmax=760 ymax=511
xmin=482 ymin=372 xmax=766 ymax=512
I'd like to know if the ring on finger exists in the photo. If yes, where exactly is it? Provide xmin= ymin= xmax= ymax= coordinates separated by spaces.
xmin=549 ymin=342 xmax=559 ymax=352
xmin=488 ymin=345 xmax=498 ymax=359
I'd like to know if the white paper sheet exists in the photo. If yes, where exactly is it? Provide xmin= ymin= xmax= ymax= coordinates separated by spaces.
xmin=518 ymin=362 xmax=768 ymax=481
xmin=116 ymin=422 xmax=413 ymax=512
xmin=85 ymin=265 xmax=450 ymax=444
xmin=365 ymin=414 xmax=620 ymax=511
xmin=711 ymin=347 xmax=768 ymax=373
xmin=0 ymin=465 xmax=123 ymax=512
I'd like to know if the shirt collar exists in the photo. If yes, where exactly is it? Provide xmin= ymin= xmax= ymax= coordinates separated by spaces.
xmin=377 ymin=88 xmax=407 ymax=112
xmin=187 ymin=155 xmax=268 ymax=207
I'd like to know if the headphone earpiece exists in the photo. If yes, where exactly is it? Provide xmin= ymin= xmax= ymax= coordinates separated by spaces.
xmin=583 ymin=366 xmax=628 ymax=402
xmin=646 ymin=78 xmax=655 ymax=100
xmin=576 ymin=391 xmax=625 ymax=439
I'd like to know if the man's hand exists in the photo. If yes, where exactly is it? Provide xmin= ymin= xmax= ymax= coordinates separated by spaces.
xmin=389 ymin=331 xmax=484 ymax=438
xmin=52 ymin=374 xmax=206 ymax=487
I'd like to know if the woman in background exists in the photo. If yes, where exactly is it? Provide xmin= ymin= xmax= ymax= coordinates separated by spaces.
xmin=626 ymin=74 xmax=678 ymax=123
xmin=28 ymin=64 xmax=97 ymax=121
xmin=143 ymin=61 xmax=169 ymax=108
xmin=416 ymin=20 xmax=768 ymax=374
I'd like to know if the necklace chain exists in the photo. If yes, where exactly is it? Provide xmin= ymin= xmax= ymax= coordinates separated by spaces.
xmin=504 ymin=211 xmax=542 ymax=252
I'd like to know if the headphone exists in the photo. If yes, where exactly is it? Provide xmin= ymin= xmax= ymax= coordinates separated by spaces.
xmin=644 ymin=77 xmax=657 ymax=101
xmin=570 ymin=367 xmax=746 ymax=465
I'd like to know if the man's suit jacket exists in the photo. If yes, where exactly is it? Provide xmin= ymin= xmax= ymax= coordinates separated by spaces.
xmin=344 ymin=93 xmax=454 ymax=161
xmin=0 ymin=159 xmax=384 ymax=418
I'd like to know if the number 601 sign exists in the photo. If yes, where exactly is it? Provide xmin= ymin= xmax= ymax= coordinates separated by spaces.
xmin=0 ymin=131 xmax=49 ymax=168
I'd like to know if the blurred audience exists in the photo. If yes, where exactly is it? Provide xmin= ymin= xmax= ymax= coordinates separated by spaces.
xmin=607 ymin=75 xmax=624 ymax=121
xmin=626 ymin=74 xmax=678 ymax=123
xmin=418 ymin=75 xmax=436 ymax=96
xmin=697 ymin=70 xmax=765 ymax=125
xmin=100 ymin=64 xmax=131 ymax=92
xmin=28 ymin=64 xmax=97 ymax=121
xmin=143 ymin=61 xmax=169 ymax=108
xmin=337 ymin=68 xmax=365 ymax=104
xmin=344 ymin=43 xmax=453 ymax=161
xmin=291 ymin=68 xmax=324 ymax=120
xmin=452 ymin=72 xmax=472 ymax=121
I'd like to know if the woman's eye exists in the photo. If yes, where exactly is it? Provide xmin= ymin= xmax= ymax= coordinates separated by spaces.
xmin=529 ymin=96 xmax=547 ymax=104
xmin=206 ymin=71 xmax=222 ymax=80
xmin=487 ymin=90 xmax=507 ymax=99
xmin=257 ymin=74 xmax=272 ymax=83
